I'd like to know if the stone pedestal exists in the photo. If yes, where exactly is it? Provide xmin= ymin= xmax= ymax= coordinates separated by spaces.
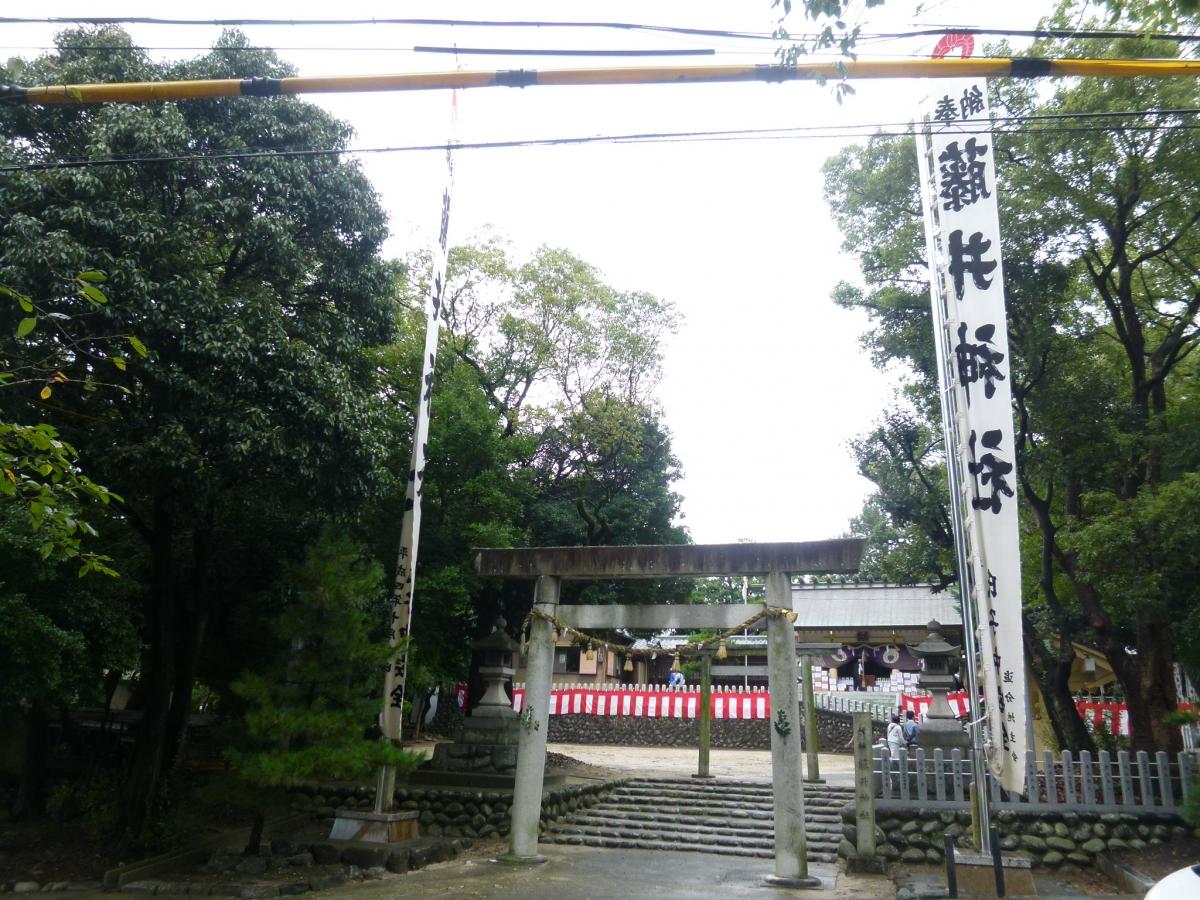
xmin=328 ymin=809 xmax=419 ymax=843
xmin=428 ymin=716 xmax=521 ymax=775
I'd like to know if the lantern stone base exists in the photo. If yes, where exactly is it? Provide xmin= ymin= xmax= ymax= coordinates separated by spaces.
xmin=412 ymin=713 xmax=570 ymax=790
xmin=327 ymin=808 xmax=419 ymax=843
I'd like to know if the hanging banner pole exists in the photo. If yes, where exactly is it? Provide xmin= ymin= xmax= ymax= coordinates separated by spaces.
xmin=917 ymin=74 xmax=1029 ymax=825
xmin=374 ymin=130 xmax=455 ymax=815
xmin=916 ymin=128 xmax=993 ymax=852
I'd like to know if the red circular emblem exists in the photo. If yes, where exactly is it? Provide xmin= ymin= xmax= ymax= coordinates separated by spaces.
xmin=931 ymin=33 xmax=975 ymax=59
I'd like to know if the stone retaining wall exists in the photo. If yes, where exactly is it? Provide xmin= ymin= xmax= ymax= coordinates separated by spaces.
xmin=287 ymin=780 xmax=620 ymax=842
xmin=838 ymin=804 xmax=1192 ymax=869
xmin=546 ymin=706 xmax=882 ymax=752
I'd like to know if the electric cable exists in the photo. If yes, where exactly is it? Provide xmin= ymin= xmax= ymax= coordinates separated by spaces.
xmin=3 ymin=114 xmax=1198 ymax=175
xmin=4 ymin=16 xmax=1200 ymax=46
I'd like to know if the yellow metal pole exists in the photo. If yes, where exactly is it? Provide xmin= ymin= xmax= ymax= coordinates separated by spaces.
xmin=6 ymin=57 xmax=1200 ymax=105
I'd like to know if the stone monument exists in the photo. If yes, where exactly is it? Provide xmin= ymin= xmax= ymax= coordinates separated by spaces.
xmin=909 ymin=621 xmax=969 ymax=753
xmin=413 ymin=617 xmax=561 ymax=788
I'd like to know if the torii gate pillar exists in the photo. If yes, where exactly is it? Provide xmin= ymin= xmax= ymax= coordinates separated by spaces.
xmin=501 ymin=575 xmax=559 ymax=864
xmin=764 ymin=571 xmax=820 ymax=888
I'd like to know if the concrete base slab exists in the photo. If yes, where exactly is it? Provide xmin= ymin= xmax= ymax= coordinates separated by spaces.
xmin=844 ymin=856 xmax=889 ymax=875
xmin=493 ymin=853 xmax=549 ymax=866
xmin=762 ymin=874 xmax=826 ymax=890
xmin=690 ymin=773 xmax=715 ymax=780
xmin=327 ymin=809 xmax=417 ymax=843
xmin=803 ymin=778 xmax=827 ymax=784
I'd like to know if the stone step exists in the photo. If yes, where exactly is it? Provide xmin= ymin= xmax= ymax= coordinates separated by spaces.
xmin=591 ymin=801 xmax=841 ymax=825
xmin=537 ymin=776 xmax=850 ymax=862
xmin=561 ymin=810 xmax=845 ymax=837
xmin=540 ymin=832 xmax=839 ymax=863
xmin=628 ymin=777 xmax=853 ymax=796
xmin=607 ymin=790 xmax=847 ymax=813
xmin=545 ymin=823 xmax=841 ymax=854
xmin=600 ymin=801 xmax=844 ymax=820
xmin=619 ymin=777 xmax=854 ymax=801
xmin=618 ymin=776 xmax=853 ymax=795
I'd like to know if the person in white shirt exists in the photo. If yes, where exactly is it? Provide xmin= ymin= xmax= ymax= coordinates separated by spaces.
xmin=886 ymin=714 xmax=906 ymax=758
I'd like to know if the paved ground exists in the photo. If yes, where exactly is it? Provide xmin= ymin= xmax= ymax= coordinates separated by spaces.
xmin=308 ymin=845 xmax=872 ymax=899
xmin=545 ymin=742 xmax=857 ymax=784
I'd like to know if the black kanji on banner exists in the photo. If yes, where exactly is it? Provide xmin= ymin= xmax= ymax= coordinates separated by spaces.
xmin=938 ymin=138 xmax=991 ymax=212
xmin=947 ymin=230 xmax=997 ymax=300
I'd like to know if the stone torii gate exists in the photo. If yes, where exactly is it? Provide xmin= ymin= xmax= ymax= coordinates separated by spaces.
xmin=476 ymin=539 xmax=864 ymax=887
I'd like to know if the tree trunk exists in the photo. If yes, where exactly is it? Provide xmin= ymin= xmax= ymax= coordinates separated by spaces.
xmin=1118 ymin=611 xmax=1182 ymax=754
xmin=117 ymin=497 xmax=176 ymax=851
xmin=244 ymin=809 xmax=266 ymax=856
xmin=1023 ymin=620 xmax=1096 ymax=754
xmin=13 ymin=701 xmax=49 ymax=819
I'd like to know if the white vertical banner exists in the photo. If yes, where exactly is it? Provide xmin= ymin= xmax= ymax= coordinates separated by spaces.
xmin=380 ymin=145 xmax=455 ymax=746
xmin=918 ymin=79 xmax=1027 ymax=794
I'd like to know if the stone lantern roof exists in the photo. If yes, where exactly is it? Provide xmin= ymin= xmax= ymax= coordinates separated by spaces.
xmin=472 ymin=616 xmax=520 ymax=654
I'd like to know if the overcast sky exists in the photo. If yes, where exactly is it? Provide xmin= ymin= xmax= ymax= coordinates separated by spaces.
xmin=9 ymin=1 xmax=1050 ymax=544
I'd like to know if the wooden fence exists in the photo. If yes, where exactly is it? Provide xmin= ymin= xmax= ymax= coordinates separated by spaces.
xmin=875 ymin=747 xmax=1199 ymax=814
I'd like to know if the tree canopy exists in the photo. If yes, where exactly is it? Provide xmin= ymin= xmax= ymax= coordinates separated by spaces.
xmin=1 ymin=29 xmax=691 ymax=844
xmin=823 ymin=8 xmax=1200 ymax=752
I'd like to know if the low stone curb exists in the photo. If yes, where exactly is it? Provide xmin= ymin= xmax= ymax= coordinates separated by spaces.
xmin=1095 ymin=853 xmax=1155 ymax=896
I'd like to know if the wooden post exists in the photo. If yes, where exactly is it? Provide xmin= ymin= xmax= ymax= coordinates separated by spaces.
xmin=695 ymin=651 xmax=714 ymax=779
xmin=801 ymin=655 xmax=823 ymax=783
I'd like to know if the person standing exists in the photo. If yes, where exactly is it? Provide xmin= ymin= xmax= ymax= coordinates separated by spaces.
xmin=903 ymin=709 xmax=920 ymax=748
xmin=886 ymin=714 xmax=906 ymax=758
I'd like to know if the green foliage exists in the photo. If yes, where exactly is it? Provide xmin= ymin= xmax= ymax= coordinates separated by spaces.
xmin=2 ymin=26 xmax=404 ymax=841
xmin=0 ymin=420 xmax=117 ymax=575
xmin=823 ymin=3 xmax=1200 ymax=750
xmin=363 ymin=238 xmax=690 ymax=684
xmin=0 ymin=504 xmax=138 ymax=711
xmin=229 ymin=529 xmax=423 ymax=788
xmin=1180 ymin=788 xmax=1200 ymax=829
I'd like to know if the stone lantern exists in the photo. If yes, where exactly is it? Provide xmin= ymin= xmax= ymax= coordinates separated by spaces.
xmin=471 ymin=616 xmax=520 ymax=719
xmin=421 ymin=615 xmax=539 ymax=788
xmin=909 ymin=620 xmax=969 ymax=752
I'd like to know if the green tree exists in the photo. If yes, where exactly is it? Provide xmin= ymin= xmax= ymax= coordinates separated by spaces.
xmin=1 ymin=28 xmax=399 ymax=844
xmin=0 ymin=503 xmax=139 ymax=817
xmin=360 ymin=239 xmax=690 ymax=686
xmin=225 ymin=529 xmax=422 ymax=851
xmin=823 ymin=12 xmax=1200 ymax=752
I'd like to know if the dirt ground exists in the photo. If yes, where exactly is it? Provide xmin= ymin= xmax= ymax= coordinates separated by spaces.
xmin=1112 ymin=836 xmax=1200 ymax=879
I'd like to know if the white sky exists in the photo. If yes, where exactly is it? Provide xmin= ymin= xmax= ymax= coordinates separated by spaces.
xmin=9 ymin=1 xmax=1051 ymax=544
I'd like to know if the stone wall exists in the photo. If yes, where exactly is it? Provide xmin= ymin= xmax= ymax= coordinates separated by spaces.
xmin=838 ymin=804 xmax=1191 ymax=869
xmin=287 ymin=780 xmax=620 ymax=842
xmin=546 ymin=705 xmax=882 ymax=752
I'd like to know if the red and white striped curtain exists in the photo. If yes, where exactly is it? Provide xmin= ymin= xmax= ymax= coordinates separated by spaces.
xmin=510 ymin=685 xmax=770 ymax=720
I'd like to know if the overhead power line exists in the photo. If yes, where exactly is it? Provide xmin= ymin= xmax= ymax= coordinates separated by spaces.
xmin=5 ymin=16 xmax=1200 ymax=46
xmin=412 ymin=46 xmax=714 ymax=57
xmin=5 ymin=57 xmax=1200 ymax=106
xmin=0 ymin=16 xmax=779 ymax=41
xmin=3 ymin=108 xmax=1198 ymax=174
